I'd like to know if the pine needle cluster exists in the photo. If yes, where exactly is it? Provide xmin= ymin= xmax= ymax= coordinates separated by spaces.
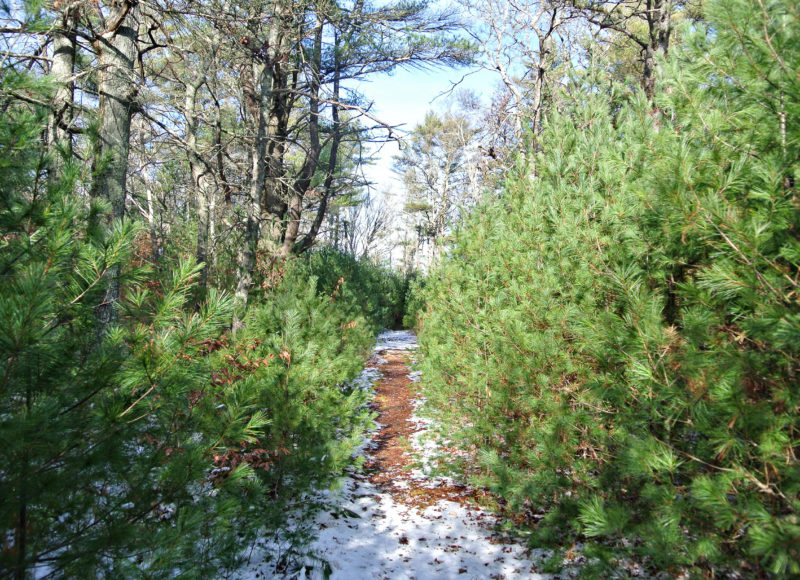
xmin=0 ymin=67 xmax=388 ymax=579
xmin=418 ymin=0 xmax=800 ymax=576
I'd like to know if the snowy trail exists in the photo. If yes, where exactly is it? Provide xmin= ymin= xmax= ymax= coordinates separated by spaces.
xmin=236 ymin=330 xmax=549 ymax=579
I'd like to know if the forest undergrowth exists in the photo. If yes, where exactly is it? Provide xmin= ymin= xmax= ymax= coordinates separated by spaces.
xmin=0 ymin=135 xmax=411 ymax=578
xmin=416 ymin=0 xmax=800 ymax=577
xmin=2 ymin=0 xmax=800 ymax=578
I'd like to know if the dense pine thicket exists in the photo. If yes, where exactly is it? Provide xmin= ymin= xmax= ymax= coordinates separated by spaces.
xmin=301 ymin=247 xmax=414 ymax=331
xmin=418 ymin=0 xmax=800 ymax=576
xmin=0 ymin=71 xmax=408 ymax=577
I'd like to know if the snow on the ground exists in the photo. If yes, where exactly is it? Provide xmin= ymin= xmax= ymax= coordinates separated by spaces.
xmin=374 ymin=329 xmax=419 ymax=352
xmin=307 ymin=480 xmax=548 ymax=580
xmin=233 ymin=330 xmax=550 ymax=580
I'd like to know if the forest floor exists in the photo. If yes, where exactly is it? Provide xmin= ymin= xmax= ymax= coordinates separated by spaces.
xmin=233 ymin=330 xmax=554 ymax=579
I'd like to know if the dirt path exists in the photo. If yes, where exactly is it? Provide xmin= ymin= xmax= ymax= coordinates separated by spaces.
xmin=235 ymin=331 xmax=549 ymax=579
xmin=362 ymin=341 xmax=494 ymax=511
xmin=307 ymin=331 xmax=548 ymax=580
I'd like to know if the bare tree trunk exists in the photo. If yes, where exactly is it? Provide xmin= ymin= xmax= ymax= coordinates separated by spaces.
xmin=209 ymin=178 xmax=217 ymax=274
xmin=185 ymin=4 xmax=227 ymax=294
xmin=294 ymin=32 xmax=342 ymax=255
xmin=234 ymin=3 xmax=294 ymax=327
xmin=642 ymin=0 xmax=672 ymax=100
xmin=281 ymin=15 xmax=323 ymax=257
xmin=531 ymin=9 xmax=560 ymax=138
xmin=333 ymin=211 xmax=340 ymax=249
xmin=259 ymin=1 xmax=296 ymax=246
xmin=90 ymin=0 xmax=140 ymax=331
xmin=234 ymin=58 xmax=277 ymax=325
xmin=213 ymin=95 xmax=232 ymax=207
xmin=281 ymin=193 xmax=303 ymax=257
xmin=48 ymin=7 xmax=76 ymax=180
xmin=145 ymin=184 xmax=160 ymax=263
xmin=185 ymin=77 xmax=215 ymax=293
xmin=642 ymin=43 xmax=656 ymax=100
xmin=233 ymin=60 xmax=270 ymax=330
xmin=262 ymin=71 xmax=291 ymax=244
xmin=413 ymin=228 xmax=422 ymax=272
xmin=431 ymin=169 xmax=452 ymax=266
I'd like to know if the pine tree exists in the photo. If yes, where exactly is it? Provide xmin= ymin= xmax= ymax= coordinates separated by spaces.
xmin=0 ymin=63 xmax=266 ymax=578
xmin=417 ymin=0 xmax=800 ymax=575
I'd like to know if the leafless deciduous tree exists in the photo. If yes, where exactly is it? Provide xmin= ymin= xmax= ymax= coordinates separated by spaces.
xmin=455 ymin=0 xmax=570 ymax=144
xmin=568 ymin=0 xmax=676 ymax=99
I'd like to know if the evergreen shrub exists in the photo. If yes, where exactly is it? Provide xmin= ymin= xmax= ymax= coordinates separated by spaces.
xmin=302 ymin=246 xmax=410 ymax=329
xmin=401 ymin=273 xmax=426 ymax=330
xmin=0 ymin=84 xmax=380 ymax=580
xmin=0 ymin=85 xmax=265 ymax=575
xmin=418 ymin=0 xmax=800 ymax=576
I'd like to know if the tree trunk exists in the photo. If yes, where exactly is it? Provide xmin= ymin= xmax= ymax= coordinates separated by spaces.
xmin=48 ymin=7 xmax=76 ymax=180
xmin=186 ymin=5 xmax=227 ymax=294
xmin=294 ymin=32 xmax=342 ymax=255
xmin=233 ymin=58 xmax=273 ymax=328
xmin=262 ymin=73 xmax=291 ymax=244
xmin=213 ymin=97 xmax=231 ymax=207
xmin=185 ymin=78 xmax=215 ymax=294
xmin=90 ymin=0 xmax=140 ymax=331
xmin=531 ymin=9 xmax=560 ymax=138
xmin=262 ymin=1 xmax=297 ymax=245
xmin=281 ymin=15 xmax=324 ymax=257
xmin=234 ymin=2 xmax=295 ymax=326
xmin=145 ymin=184 xmax=160 ymax=263
xmin=642 ymin=0 xmax=672 ymax=100
xmin=90 ymin=1 xmax=139 ymax=219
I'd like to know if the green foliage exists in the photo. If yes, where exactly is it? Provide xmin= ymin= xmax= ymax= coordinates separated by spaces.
xmin=402 ymin=273 xmax=426 ymax=330
xmin=418 ymin=0 xmax=800 ymax=576
xmin=188 ymin=254 xmax=382 ymax=574
xmin=0 ymin=93 xmax=260 ymax=575
xmin=236 ymin=267 xmax=375 ymax=497
xmin=301 ymin=246 xmax=411 ymax=330
xmin=0 ymin=70 xmax=380 ymax=579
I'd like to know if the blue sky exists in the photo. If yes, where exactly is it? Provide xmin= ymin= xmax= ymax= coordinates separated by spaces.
xmin=353 ymin=64 xmax=497 ymax=196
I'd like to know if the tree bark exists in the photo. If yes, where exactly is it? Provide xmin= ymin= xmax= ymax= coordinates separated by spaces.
xmin=262 ymin=63 xmax=291 ymax=243
xmin=90 ymin=0 xmax=139 ymax=219
xmin=234 ymin=2 xmax=295 ymax=325
xmin=234 ymin=52 xmax=278 ymax=325
xmin=90 ymin=0 xmax=140 ymax=331
xmin=294 ymin=31 xmax=342 ymax=255
xmin=281 ymin=15 xmax=324 ymax=257
xmin=642 ymin=0 xmax=672 ymax=100
xmin=48 ymin=7 xmax=77 ymax=180
xmin=530 ymin=9 xmax=560 ymax=139
xmin=233 ymin=60 xmax=269 ymax=329
xmin=145 ymin=184 xmax=161 ymax=263
xmin=185 ymin=77 xmax=216 ymax=293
